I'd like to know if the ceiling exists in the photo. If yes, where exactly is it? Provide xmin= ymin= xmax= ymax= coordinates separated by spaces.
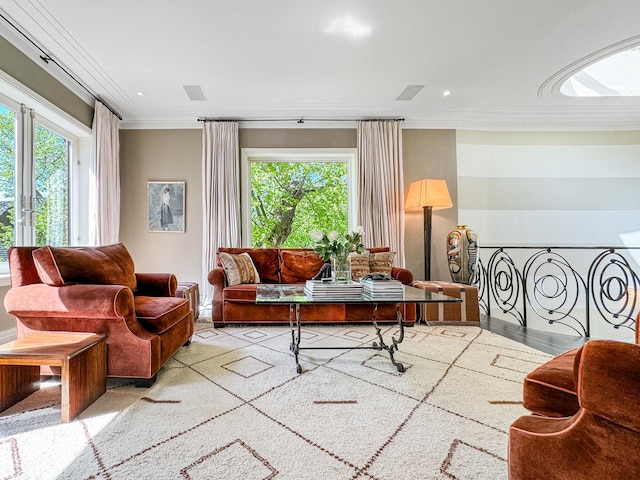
xmin=2 ymin=0 xmax=640 ymax=130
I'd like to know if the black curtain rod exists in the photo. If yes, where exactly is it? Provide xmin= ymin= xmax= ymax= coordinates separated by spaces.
xmin=198 ymin=117 xmax=405 ymax=123
xmin=0 ymin=12 xmax=123 ymax=121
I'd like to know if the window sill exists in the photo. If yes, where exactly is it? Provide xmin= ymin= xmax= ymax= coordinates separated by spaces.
xmin=0 ymin=274 xmax=11 ymax=287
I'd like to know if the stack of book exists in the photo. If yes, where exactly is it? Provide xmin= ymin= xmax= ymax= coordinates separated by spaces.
xmin=304 ymin=280 xmax=364 ymax=299
xmin=360 ymin=278 xmax=404 ymax=298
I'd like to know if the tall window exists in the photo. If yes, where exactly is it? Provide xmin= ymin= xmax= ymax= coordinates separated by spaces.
xmin=242 ymin=149 xmax=357 ymax=248
xmin=0 ymin=95 xmax=74 ymax=273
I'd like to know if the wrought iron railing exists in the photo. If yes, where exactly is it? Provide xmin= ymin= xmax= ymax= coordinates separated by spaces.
xmin=475 ymin=246 xmax=640 ymax=339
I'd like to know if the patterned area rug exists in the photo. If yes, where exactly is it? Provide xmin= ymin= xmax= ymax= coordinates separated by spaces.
xmin=0 ymin=321 xmax=552 ymax=480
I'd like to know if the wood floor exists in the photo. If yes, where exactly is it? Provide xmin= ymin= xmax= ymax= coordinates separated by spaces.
xmin=480 ymin=315 xmax=587 ymax=356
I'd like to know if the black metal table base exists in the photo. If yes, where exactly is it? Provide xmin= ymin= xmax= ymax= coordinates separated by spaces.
xmin=288 ymin=303 xmax=406 ymax=373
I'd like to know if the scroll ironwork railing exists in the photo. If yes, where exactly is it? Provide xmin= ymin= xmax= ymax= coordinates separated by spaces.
xmin=475 ymin=246 xmax=640 ymax=339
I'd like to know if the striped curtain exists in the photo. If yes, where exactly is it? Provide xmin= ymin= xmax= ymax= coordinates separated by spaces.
xmin=357 ymin=120 xmax=405 ymax=267
xmin=201 ymin=121 xmax=241 ymax=306
xmin=89 ymin=101 xmax=121 ymax=245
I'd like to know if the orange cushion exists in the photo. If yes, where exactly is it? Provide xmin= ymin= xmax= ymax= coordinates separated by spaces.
xmin=280 ymin=249 xmax=324 ymax=283
xmin=523 ymin=348 xmax=580 ymax=417
xmin=33 ymin=243 xmax=137 ymax=291
xmin=135 ymin=296 xmax=190 ymax=334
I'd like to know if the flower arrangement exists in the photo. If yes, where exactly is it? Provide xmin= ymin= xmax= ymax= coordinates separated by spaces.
xmin=311 ymin=226 xmax=366 ymax=262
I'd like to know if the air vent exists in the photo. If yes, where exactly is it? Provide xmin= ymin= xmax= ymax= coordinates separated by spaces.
xmin=396 ymin=84 xmax=424 ymax=101
xmin=183 ymin=85 xmax=207 ymax=101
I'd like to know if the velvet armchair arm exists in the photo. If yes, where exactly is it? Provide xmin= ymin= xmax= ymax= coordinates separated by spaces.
xmin=391 ymin=267 xmax=414 ymax=285
xmin=208 ymin=267 xmax=227 ymax=324
xmin=509 ymin=340 xmax=640 ymax=480
xmin=4 ymin=282 xmax=162 ymax=378
xmin=135 ymin=272 xmax=178 ymax=297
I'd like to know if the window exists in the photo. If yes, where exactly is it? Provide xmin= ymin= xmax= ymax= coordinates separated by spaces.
xmin=561 ymin=45 xmax=640 ymax=97
xmin=0 ymin=93 xmax=77 ymax=273
xmin=242 ymin=149 xmax=358 ymax=248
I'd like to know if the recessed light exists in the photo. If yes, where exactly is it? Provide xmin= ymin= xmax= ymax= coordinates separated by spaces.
xmin=442 ymin=90 xmax=451 ymax=97
xmin=137 ymin=91 xmax=144 ymax=96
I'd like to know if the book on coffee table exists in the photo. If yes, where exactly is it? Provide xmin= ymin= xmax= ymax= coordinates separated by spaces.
xmin=360 ymin=277 xmax=404 ymax=297
xmin=304 ymin=280 xmax=364 ymax=299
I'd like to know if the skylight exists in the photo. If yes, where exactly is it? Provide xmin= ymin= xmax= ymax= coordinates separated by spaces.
xmin=561 ymin=46 xmax=640 ymax=96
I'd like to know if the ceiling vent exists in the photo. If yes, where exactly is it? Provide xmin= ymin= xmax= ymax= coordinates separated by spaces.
xmin=183 ymin=85 xmax=207 ymax=101
xmin=396 ymin=84 xmax=424 ymax=101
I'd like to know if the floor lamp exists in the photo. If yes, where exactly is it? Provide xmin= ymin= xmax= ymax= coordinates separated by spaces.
xmin=405 ymin=179 xmax=453 ymax=280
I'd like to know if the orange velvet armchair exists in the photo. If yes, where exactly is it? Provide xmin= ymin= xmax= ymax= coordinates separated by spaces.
xmin=509 ymin=340 xmax=640 ymax=479
xmin=522 ymin=312 xmax=640 ymax=418
xmin=4 ymin=244 xmax=194 ymax=386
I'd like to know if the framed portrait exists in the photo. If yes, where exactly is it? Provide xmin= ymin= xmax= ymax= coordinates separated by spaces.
xmin=148 ymin=181 xmax=185 ymax=233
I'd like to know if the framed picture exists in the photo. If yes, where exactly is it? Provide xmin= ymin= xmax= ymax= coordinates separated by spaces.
xmin=147 ymin=181 xmax=185 ymax=233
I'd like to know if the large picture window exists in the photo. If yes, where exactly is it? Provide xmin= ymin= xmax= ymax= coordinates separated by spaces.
xmin=242 ymin=149 xmax=358 ymax=248
xmin=0 ymin=93 xmax=76 ymax=273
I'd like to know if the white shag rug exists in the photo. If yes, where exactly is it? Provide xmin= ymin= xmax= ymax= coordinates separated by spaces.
xmin=0 ymin=320 xmax=552 ymax=480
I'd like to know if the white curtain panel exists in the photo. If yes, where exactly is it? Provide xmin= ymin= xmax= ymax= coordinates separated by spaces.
xmin=357 ymin=120 xmax=406 ymax=267
xmin=89 ymin=101 xmax=121 ymax=246
xmin=201 ymin=121 xmax=241 ymax=306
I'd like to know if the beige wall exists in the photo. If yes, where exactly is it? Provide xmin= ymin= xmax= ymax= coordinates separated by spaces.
xmin=118 ymin=127 xmax=458 ymax=292
xmin=403 ymin=130 xmax=458 ymax=281
xmin=119 ymin=129 xmax=203 ymax=283
xmin=0 ymin=35 xmax=94 ymax=128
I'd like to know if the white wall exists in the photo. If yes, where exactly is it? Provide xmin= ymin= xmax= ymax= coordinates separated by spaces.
xmin=457 ymin=130 xmax=640 ymax=341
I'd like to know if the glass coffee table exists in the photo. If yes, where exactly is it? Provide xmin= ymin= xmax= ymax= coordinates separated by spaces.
xmin=256 ymin=283 xmax=461 ymax=373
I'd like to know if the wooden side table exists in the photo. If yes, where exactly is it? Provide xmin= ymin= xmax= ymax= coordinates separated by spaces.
xmin=0 ymin=332 xmax=107 ymax=423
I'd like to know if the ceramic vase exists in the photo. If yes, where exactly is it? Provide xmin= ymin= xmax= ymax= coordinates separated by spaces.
xmin=446 ymin=225 xmax=479 ymax=284
xmin=331 ymin=252 xmax=351 ymax=283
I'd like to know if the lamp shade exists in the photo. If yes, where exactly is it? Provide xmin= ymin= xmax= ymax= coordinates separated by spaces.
xmin=405 ymin=178 xmax=453 ymax=210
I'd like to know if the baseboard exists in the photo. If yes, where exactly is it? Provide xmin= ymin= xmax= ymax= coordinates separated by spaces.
xmin=0 ymin=327 xmax=17 ymax=344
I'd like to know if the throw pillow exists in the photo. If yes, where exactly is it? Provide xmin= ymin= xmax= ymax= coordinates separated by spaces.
xmin=369 ymin=251 xmax=395 ymax=276
xmin=349 ymin=251 xmax=370 ymax=281
xmin=279 ymin=249 xmax=325 ymax=283
xmin=32 ymin=243 xmax=137 ymax=290
xmin=219 ymin=252 xmax=261 ymax=286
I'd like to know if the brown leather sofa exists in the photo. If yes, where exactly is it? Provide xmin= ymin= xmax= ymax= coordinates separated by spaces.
xmin=208 ymin=247 xmax=415 ymax=327
xmin=522 ymin=312 xmax=640 ymax=417
xmin=4 ymin=244 xmax=194 ymax=386
xmin=509 ymin=340 xmax=640 ymax=479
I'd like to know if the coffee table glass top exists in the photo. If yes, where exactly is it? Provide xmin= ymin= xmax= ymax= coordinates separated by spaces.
xmin=255 ymin=283 xmax=461 ymax=304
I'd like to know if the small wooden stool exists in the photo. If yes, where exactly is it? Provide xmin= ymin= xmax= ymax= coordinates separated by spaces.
xmin=0 ymin=332 xmax=106 ymax=422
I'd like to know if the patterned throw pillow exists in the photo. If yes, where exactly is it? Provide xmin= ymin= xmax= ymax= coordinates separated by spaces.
xmin=219 ymin=252 xmax=261 ymax=286
xmin=369 ymin=251 xmax=395 ymax=276
xmin=349 ymin=251 xmax=370 ymax=281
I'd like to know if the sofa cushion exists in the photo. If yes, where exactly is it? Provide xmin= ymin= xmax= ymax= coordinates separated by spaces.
xmin=223 ymin=284 xmax=258 ymax=303
xmin=369 ymin=251 xmax=394 ymax=275
xmin=349 ymin=251 xmax=370 ymax=280
xmin=219 ymin=252 xmax=261 ymax=286
xmin=523 ymin=347 xmax=580 ymax=417
xmin=135 ymin=296 xmax=191 ymax=334
xmin=218 ymin=248 xmax=280 ymax=283
xmin=280 ymin=249 xmax=324 ymax=283
xmin=33 ymin=243 xmax=137 ymax=291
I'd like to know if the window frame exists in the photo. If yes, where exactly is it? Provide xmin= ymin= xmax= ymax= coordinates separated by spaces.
xmin=0 ymin=84 xmax=86 ymax=281
xmin=240 ymin=148 xmax=358 ymax=248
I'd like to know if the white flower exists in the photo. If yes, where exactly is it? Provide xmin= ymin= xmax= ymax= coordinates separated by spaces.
xmin=356 ymin=225 xmax=365 ymax=235
xmin=310 ymin=230 xmax=324 ymax=242
xmin=328 ymin=231 xmax=340 ymax=241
